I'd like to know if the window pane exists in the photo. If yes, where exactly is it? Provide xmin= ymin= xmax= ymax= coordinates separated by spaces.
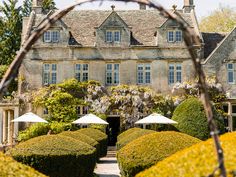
xmin=43 ymin=72 xmax=50 ymax=85
xmin=228 ymin=63 xmax=233 ymax=70
xmin=228 ymin=71 xmax=234 ymax=83
xmin=168 ymin=31 xmax=174 ymax=42
xmin=52 ymin=31 xmax=60 ymax=42
xmin=169 ymin=65 xmax=175 ymax=84
xmin=83 ymin=64 xmax=88 ymax=71
xmin=114 ymin=31 xmax=120 ymax=42
xmin=176 ymin=31 xmax=182 ymax=42
xmin=107 ymin=64 xmax=112 ymax=70
xmin=114 ymin=72 xmax=119 ymax=84
xmin=138 ymin=65 xmax=143 ymax=71
xmin=106 ymin=72 xmax=112 ymax=84
xmin=176 ymin=71 xmax=182 ymax=83
xmin=145 ymin=64 xmax=151 ymax=70
xmin=82 ymin=73 xmax=88 ymax=81
xmin=114 ymin=64 xmax=119 ymax=70
xmin=106 ymin=31 xmax=112 ymax=42
xmin=76 ymin=64 xmax=81 ymax=71
xmin=75 ymin=73 xmax=81 ymax=81
xmin=176 ymin=64 xmax=182 ymax=82
xmin=138 ymin=72 xmax=143 ymax=84
xmin=146 ymin=72 xmax=151 ymax=83
xmin=44 ymin=31 xmax=51 ymax=42
xmin=176 ymin=65 xmax=182 ymax=70
xmin=51 ymin=73 xmax=57 ymax=84
xmin=52 ymin=64 xmax=57 ymax=71
xmin=44 ymin=64 xmax=50 ymax=70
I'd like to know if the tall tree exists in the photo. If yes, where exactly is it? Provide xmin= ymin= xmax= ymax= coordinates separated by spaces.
xmin=21 ymin=0 xmax=56 ymax=17
xmin=21 ymin=0 xmax=32 ymax=17
xmin=0 ymin=0 xmax=22 ymax=65
xmin=42 ymin=0 xmax=56 ymax=13
xmin=199 ymin=6 xmax=236 ymax=33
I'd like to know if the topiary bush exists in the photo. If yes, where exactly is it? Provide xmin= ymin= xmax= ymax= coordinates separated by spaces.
xmin=17 ymin=123 xmax=50 ymax=142
xmin=116 ymin=128 xmax=155 ymax=150
xmin=9 ymin=135 xmax=97 ymax=177
xmin=0 ymin=152 xmax=46 ymax=177
xmin=136 ymin=132 xmax=236 ymax=177
xmin=59 ymin=131 xmax=100 ymax=159
xmin=117 ymin=131 xmax=201 ymax=177
xmin=17 ymin=122 xmax=78 ymax=142
xmin=77 ymin=128 xmax=108 ymax=157
xmin=172 ymin=97 xmax=224 ymax=140
xmin=117 ymin=128 xmax=143 ymax=142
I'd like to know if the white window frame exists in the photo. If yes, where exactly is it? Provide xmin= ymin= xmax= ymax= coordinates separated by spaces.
xmin=43 ymin=30 xmax=60 ymax=43
xmin=106 ymin=63 xmax=120 ymax=85
xmin=175 ymin=30 xmax=182 ymax=42
xmin=43 ymin=63 xmax=57 ymax=85
xmin=106 ymin=31 xmax=113 ymax=42
xmin=114 ymin=31 xmax=121 ymax=43
xmin=167 ymin=30 xmax=182 ymax=43
xmin=227 ymin=63 xmax=234 ymax=84
xmin=75 ymin=64 xmax=89 ymax=82
xmin=137 ymin=64 xmax=151 ymax=84
xmin=106 ymin=30 xmax=121 ymax=43
xmin=167 ymin=31 xmax=174 ymax=42
xmin=44 ymin=31 xmax=51 ymax=42
xmin=168 ymin=63 xmax=182 ymax=85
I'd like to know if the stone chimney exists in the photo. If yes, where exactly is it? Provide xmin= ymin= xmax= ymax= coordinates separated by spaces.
xmin=183 ymin=0 xmax=194 ymax=13
xmin=32 ymin=0 xmax=43 ymax=14
xmin=139 ymin=4 xmax=146 ymax=10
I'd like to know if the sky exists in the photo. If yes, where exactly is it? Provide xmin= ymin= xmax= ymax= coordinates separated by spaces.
xmin=1 ymin=0 xmax=236 ymax=20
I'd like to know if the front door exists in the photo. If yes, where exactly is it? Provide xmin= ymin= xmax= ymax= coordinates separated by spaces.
xmin=233 ymin=116 xmax=236 ymax=131
xmin=106 ymin=117 xmax=120 ymax=146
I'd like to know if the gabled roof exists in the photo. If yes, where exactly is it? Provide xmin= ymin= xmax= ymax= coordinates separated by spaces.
xmin=203 ymin=27 xmax=236 ymax=64
xmin=97 ymin=10 xmax=130 ymax=29
xmin=34 ymin=9 xmax=196 ymax=46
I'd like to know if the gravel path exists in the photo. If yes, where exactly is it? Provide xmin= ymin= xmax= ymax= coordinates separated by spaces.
xmin=94 ymin=147 xmax=121 ymax=177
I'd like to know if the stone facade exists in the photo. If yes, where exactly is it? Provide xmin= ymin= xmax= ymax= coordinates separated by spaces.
xmin=203 ymin=27 xmax=236 ymax=131
xmin=5 ymin=0 xmax=236 ymax=145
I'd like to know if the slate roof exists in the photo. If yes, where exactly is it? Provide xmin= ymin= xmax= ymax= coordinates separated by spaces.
xmin=202 ymin=32 xmax=226 ymax=59
xmin=34 ymin=10 xmax=195 ymax=46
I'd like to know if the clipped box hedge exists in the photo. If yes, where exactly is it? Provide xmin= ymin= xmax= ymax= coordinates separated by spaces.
xmin=0 ymin=152 xmax=46 ymax=177
xmin=117 ymin=128 xmax=145 ymax=142
xmin=59 ymin=131 xmax=100 ymax=159
xmin=136 ymin=132 xmax=236 ymax=177
xmin=9 ymin=135 xmax=97 ymax=177
xmin=172 ymin=97 xmax=224 ymax=140
xmin=117 ymin=131 xmax=201 ymax=177
xmin=77 ymin=128 xmax=108 ymax=157
xmin=116 ymin=128 xmax=155 ymax=150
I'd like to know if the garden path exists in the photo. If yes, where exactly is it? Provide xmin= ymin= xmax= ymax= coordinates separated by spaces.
xmin=94 ymin=146 xmax=121 ymax=177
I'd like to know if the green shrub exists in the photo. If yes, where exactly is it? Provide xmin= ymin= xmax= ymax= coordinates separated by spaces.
xmin=77 ymin=128 xmax=108 ymax=157
xmin=18 ymin=122 xmax=78 ymax=142
xmin=116 ymin=128 xmax=155 ymax=150
xmin=172 ymin=97 xmax=224 ymax=140
xmin=17 ymin=123 xmax=50 ymax=142
xmin=0 ymin=152 xmax=46 ymax=177
xmin=136 ymin=132 xmax=236 ymax=177
xmin=59 ymin=131 xmax=100 ymax=159
xmin=9 ymin=135 xmax=96 ymax=177
xmin=117 ymin=128 xmax=143 ymax=142
xmin=117 ymin=131 xmax=201 ymax=177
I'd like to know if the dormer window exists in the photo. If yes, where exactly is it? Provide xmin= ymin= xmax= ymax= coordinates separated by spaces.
xmin=43 ymin=30 xmax=60 ymax=43
xmin=106 ymin=30 xmax=121 ymax=43
xmin=167 ymin=30 xmax=182 ymax=43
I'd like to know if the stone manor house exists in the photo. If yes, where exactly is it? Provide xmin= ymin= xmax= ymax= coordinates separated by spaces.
xmin=0 ymin=0 xmax=236 ymax=145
